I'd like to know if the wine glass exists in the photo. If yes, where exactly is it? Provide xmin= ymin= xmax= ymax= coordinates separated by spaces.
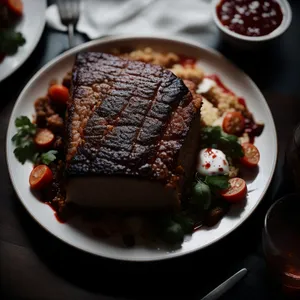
xmin=262 ymin=193 xmax=300 ymax=297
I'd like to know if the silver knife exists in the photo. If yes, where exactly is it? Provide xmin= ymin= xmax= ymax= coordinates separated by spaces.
xmin=201 ymin=268 xmax=248 ymax=300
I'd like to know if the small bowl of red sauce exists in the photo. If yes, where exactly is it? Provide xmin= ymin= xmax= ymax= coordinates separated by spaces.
xmin=212 ymin=0 xmax=292 ymax=48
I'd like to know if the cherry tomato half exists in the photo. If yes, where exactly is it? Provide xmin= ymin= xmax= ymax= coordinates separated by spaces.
xmin=222 ymin=111 xmax=245 ymax=135
xmin=241 ymin=143 xmax=260 ymax=168
xmin=221 ymin=177 xmax=247 ymax=203
xmin=48 ymin=84 xmax=69 ymax=105
xmin=29 ymin=165 xmax=53 ymax=190
xmin=34 ymin=129 xmax=55 ymax=148
xmin=7 ymin=0 xmax=23 ymax=16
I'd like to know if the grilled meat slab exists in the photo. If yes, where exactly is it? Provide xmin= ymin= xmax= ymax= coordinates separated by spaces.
xmin=65 ymin=52 xmax=202 ymax=209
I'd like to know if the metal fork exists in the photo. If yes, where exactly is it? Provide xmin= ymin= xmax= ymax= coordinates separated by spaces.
xmin=56 ymin=0 xmax=81 ymax=48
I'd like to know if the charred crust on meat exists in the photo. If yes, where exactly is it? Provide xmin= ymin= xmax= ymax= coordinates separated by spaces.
xmin=65 ymin=52 xmax=202 ymax=192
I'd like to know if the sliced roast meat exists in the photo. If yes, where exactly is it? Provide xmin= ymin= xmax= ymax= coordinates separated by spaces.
xmin=65 ymin=52 xmax=202 ymax=210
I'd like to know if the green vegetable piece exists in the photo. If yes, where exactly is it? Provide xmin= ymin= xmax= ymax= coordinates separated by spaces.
xmin=205 ymin=175 xmax=230 ymax=192
xmin=160 ymin=221 xmax=184 ymax=245
xmin=191 ymin=181 xmax=211 ymax=210
xmin=173 ymin=213 xmax=194 ymax=234
xmin=12 ymin=116 xmax=37 ymax=164
xmin=221 ymin=131 xmax=238 ymax=142
xmin=13 ymin=144 xmax=36 ymax=165
xmin=13 ymin=116 xmax=36 ymax=138
xmin=0 ymin=30 xmax=26 ymax=55
xmin=40 ymin=150 xmax=58 ymax=165
xmin=200 ymin=126 xmax=244 ymax=159
xmin=201 ymin=126 xmax=222 ymax=141
xmin=12 ymin=116 xmax=59 ymax=165
xmin=15 ymin=116 xmax=32 ymax=127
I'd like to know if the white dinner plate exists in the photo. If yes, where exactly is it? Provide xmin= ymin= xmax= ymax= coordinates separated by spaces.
xmin=0 ymin=0 xmax=46 ymax=82
xmin=6 ymin=36 xmax=277 ymax=261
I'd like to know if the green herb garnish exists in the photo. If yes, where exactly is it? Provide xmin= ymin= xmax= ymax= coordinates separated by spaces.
xmin=40 ymin=150 xmax=58 ymax=165
xmin=191 ymin=181 xmax=211 ymax=210
xmin=173 ymin=213 xmax=194 ymax=234
xmin=160 ymin=221 xmax=184 ymax=245
xmin=0 ymin=30 xmax=26 ymax=55
xmin=200 ymin=126 xmax=244 ymax=159
xmin=12 ymin=116 xmax=58 ymax=165
xmin=204 ymin=175 xmax=230 ymax=192
xmin=12 ymin=116 xmax=37 ymax=164
xmin=14 ymin=116 xmax=36 ymax=136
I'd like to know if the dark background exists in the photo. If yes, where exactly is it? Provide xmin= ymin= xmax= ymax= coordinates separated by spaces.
xmin=1 ymin=1 xmax=300 ymax=299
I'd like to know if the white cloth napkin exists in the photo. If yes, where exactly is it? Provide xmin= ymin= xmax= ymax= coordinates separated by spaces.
xmin=46 ymin=0 xmax=218 ymax=46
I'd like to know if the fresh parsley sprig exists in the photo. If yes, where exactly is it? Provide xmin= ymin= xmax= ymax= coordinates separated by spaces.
xmin=0 ymin=30 xmax=26 ymax=55
xmin=40 ymin=150 xmax=58 ymax=165
xmin=12 ymin=116 xmax=58 ymax=165
xmin=12 ymin=116 xmax=37 ymax=164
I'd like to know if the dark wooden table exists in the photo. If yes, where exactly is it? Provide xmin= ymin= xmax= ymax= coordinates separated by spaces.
xmin=1 ymin=1 xmax=300 ymax=299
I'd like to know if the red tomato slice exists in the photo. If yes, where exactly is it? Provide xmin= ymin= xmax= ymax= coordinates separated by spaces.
xmin=48 ymin=84 xmax=69 ymax=105
xmin=34 ymin=129 xmax=54 ymax=148
xmin=241 ymin=143 xmax=260 ymax=168
xmin=29 ymin=165 xmax=53 ymax=190
xmin=222 ymin=111 xmax=245 ymax=135
xmin=7 ymin=0 xmax=23 ymax=16
xmin=221 ymin=178 xmax=247 ymax=203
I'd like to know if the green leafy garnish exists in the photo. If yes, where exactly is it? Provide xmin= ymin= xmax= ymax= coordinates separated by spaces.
xmin=204 ymin=175 xmax=230 ymax=192
xmin=155 ymin=214 xmax=186 ymax=244
xmin=13 ymin=144 xmax=36 ymax=164
xmin=173 ymin=213 xmax=194 ymax=234
xmin=160 ymin=221 xmax=184 ymax=245
xmin=200 ymin=126 xmax=244 ymax=159
xmin=12 ymin=116 xmax=58 ymax=165
xmin=12 ymin=116 xmax=37 ymax=164
xmin=191 ymin=181 xmax=211 ymax=210
xmin=0 ymin=30 xmax=26 ymax=55
xmin=40 ymin=150 xmax=58 ymax=165
xmin=201 ymin=126 xmax=223 ymax=141
xmin=13 ymin=116 xmax=37 ymax=138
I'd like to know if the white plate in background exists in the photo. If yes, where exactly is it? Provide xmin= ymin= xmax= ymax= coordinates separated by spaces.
xmin=0 ymin=0 xmax=46 ymax=82
xmin=6 ymin=36 xmax=277 ymax=261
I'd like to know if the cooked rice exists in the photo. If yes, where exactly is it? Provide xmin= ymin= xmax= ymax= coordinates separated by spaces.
xmin=119 ymin=47 xmax=180 ymax=67
xmin=200 ymin=98 xmax=220 ymax=126
xmin=169 ymin=64 xmax=204 ymax=84
xmin=202 ymin=85 xmax=245 ymax=115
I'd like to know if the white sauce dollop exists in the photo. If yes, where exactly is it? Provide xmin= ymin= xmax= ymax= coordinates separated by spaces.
xmin=197 ymin=148 xmax=229 ymax=176
xmin=196 ymin=78 xmax=216 ymax=94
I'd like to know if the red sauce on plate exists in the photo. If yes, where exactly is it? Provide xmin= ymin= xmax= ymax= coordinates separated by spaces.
xmin=216 ymin=0 xmax=283 ymax=37
xmin=179 ymin=55 xmax=197 ymax=67
xmin=238 ymin=97 xmax=246 ymax=107
xmin=45 ymin=202 xmax=67 ymax=223
xmin=206 ymin=74 xmax=233 ymax=95
xmin=54 ymin=213 xmax=67 ymax=223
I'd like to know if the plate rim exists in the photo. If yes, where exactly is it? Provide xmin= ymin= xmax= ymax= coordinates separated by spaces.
xmin=6 ymin=34 xmax=278 ymax=261
xmin=0 ymin=0 xmax=47 ymax=82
